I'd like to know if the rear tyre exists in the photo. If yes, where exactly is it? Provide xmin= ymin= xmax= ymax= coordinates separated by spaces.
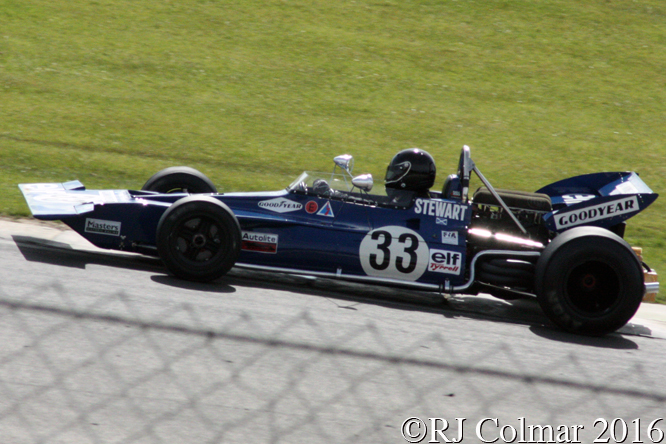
xmin=535 ymin=227 xmax=643 ymax=335
xmin=157 ymin=196 xmax=241 ymax=282
xmin=142 ymin=166 xmax=217 ymax=194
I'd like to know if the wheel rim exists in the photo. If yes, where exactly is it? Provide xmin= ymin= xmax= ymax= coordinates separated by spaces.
xmin=565 ymin=261 xmax=621 ymax=316
xmin=172 ymin=214 xmax=228 ymax=264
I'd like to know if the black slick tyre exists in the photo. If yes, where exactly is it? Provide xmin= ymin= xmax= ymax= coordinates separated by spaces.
xmin=156 ymin=196 xmax=241 ymax=282
xmin=142 ymin=166 xmax=217 ymax=194
xmin=535 ymin=226 xmax=643 ymax=335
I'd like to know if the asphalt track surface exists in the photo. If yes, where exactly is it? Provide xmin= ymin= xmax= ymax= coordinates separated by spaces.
xmin=1 ymin=218 xmax=665 ymax=443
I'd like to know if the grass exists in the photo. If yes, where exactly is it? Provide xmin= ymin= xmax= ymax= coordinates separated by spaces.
xmin=1 ymin=0 xmax=665 ymax=302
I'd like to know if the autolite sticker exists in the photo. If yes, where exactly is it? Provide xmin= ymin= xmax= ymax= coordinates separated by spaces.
xmin=428 ymin=249 xmax=462 ymax=275
xmin=258 ymin=197 xmax=303 ymax=213
xmin=554 ymin=196 xmax=639 ymax=229
xmin=84 ymin=218 xmax=121 ymax=236
xmin=241 ymin=232 xmax=278 ymax=254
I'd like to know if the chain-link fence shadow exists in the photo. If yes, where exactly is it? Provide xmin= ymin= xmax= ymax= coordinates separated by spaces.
xmin=0 ymin=280 xmax=665 ymax=444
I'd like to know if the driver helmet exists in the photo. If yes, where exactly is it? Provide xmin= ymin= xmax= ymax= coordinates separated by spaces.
xmin=385 ymin=148 xmax=436 ymax=193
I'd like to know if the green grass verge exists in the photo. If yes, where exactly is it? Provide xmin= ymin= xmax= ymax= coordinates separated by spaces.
xmin=1 ymin=0 xmax=664 ymax=302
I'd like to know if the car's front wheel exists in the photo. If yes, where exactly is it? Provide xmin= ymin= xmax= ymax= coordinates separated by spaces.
xmin=156 ymin=196 xmax=241 ymax=282
xmin=535 ymin=226 xmax=644 ymax=335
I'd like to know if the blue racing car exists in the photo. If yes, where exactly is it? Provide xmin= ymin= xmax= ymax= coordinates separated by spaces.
xmin=19 ymin=145 xmax=659 ymax=335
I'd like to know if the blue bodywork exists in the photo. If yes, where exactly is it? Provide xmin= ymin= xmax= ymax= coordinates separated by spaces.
xmin=18 ymin=157 xmax=658 ymax=292
xmin=19 ymin=179 xmax=472 ymax=289
xmin=536 ymin=171 xmax=657 ymax=233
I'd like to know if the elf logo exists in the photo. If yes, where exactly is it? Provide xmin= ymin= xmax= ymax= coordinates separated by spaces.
xmin=428 ymin=249 xmax=462 ymax=275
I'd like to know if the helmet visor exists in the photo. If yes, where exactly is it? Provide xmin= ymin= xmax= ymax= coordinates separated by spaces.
xmin=385 ymin=161 xmax=411 ymax=184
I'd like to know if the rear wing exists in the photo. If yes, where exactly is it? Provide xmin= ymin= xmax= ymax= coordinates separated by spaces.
xmin=536 ymin=172 xmax=658 ymax=233
xmin=19 ymin=181 xmax=132 ymax=220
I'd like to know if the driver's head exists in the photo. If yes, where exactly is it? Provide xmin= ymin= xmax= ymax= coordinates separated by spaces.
xmin=385 ymin=148 xmax=436 ymax=193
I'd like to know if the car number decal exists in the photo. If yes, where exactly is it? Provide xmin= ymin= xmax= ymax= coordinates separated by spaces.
xmin=359 ymin=226 xmax=429 ymax=281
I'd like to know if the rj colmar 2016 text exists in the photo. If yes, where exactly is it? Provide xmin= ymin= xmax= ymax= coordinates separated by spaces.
xmin=401 ymin=417 xmax=665 ymax=443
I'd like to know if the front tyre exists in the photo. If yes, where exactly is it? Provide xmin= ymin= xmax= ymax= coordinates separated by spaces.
xmin=535 ymin=226 xmax=644 ymax=335
xmin=157 ymin=196 xmax=241 ymax=282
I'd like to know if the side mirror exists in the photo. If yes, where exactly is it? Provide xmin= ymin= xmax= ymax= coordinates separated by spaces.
xmin=334 ymin=154 xmax=354 ymax=175
xmin=352 ymin=174 xmax=373 ymax=192
xmin=459 ymin=145 xmax=474 ymax=203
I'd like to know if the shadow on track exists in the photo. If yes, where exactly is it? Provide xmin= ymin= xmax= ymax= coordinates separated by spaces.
xmin=13 ymin=234 xmax=642 ymax=349
xmin=13 ymin=235 xmax=163 ymax=273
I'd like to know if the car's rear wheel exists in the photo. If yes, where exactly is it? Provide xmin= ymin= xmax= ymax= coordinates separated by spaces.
xmin=156 ymin=196 xmax=241 ymax=282
xmin=535 ymin=226 xmax=643 ymax=335
xmin=142 ymin=166 xmax=217 ymax=194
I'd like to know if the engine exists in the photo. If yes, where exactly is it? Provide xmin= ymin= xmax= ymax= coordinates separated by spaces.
xmin=469 ymin=187 xmax=552 ymax=247
xmin=466 ymin=187 xmax=552 ymax=297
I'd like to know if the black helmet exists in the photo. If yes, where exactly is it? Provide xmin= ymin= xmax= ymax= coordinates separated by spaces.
xmin=385 ymin=148 xmax=436 ymax=193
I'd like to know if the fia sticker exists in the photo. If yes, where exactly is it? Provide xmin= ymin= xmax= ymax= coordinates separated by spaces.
xmin=441 ymin=231 xmax=458 ymax=245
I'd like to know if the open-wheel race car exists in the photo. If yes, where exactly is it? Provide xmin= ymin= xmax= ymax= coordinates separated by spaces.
xmin=19 ymin=145 xmax=659 ymax=335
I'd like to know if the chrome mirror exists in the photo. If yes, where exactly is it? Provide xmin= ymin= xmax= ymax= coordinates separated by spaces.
xmin=334 ymin=154 xmax=354 ymax=175
xmin=352 ymin=174 xmax=373 ymax=192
